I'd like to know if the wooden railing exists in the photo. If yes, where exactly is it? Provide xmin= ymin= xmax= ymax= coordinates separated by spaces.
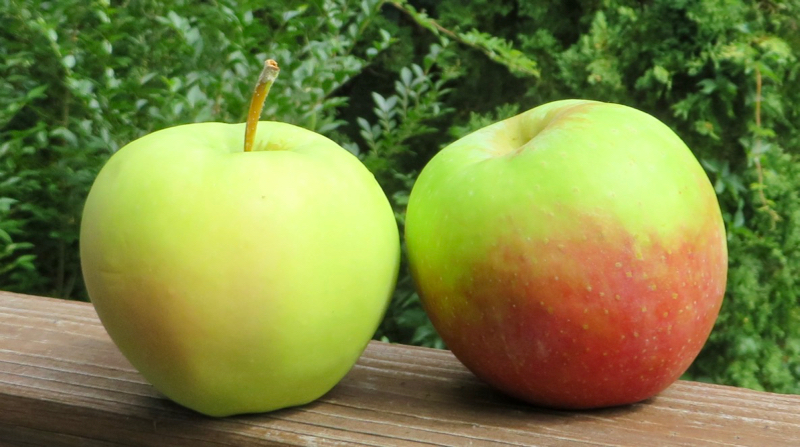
xmin=1 ymin=290 xmax=799 ymax=446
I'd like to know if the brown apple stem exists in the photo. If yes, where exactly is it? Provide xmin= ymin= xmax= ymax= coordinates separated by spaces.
xmin=244 ymin=59 xmax=280 ymax=152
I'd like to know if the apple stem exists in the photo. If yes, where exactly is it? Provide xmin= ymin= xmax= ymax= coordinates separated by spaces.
xmin=244 ymin=59 xmax=280 ymax=152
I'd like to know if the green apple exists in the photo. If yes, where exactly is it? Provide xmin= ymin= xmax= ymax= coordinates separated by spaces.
xmin=405 ymin=99 xmax=727 ymax=409
xmin=80 ymin=61 xmax=400 ymax=417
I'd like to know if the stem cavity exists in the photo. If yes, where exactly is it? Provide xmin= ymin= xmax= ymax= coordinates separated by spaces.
xmin=244 ymin=59 xmax=280 ymax=152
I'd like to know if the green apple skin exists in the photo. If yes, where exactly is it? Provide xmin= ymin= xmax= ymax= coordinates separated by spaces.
xmin=80 ymin=121 xmax=400 ymax=417
xmin=405 ymin=100 xmax=727 ymax=409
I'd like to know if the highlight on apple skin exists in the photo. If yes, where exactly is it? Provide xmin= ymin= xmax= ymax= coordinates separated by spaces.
xmin=404 ymin=99 xmax=728 ymax=409
xmin=80 ymin=61 xmax=401 ymax=417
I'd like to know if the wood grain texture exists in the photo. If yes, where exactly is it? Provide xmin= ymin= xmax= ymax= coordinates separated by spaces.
xmin=1 ymin=290 xmax=798 ymax=446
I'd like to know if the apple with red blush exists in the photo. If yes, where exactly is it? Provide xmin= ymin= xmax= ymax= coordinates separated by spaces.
xmin=405 ymin=99 xmax=727 ymax=409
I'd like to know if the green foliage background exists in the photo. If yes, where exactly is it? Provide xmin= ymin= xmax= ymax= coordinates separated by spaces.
xmin=2 ymin=0 xmax=799 ymax=394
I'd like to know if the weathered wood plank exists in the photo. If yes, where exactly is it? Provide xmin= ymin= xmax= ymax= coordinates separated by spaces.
xmin=1 ymin=290 xmax=799 ymax=446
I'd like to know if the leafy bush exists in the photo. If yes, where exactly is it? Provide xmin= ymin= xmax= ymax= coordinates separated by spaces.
xmin=2 ymin=0 xmax=799 ymax=394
